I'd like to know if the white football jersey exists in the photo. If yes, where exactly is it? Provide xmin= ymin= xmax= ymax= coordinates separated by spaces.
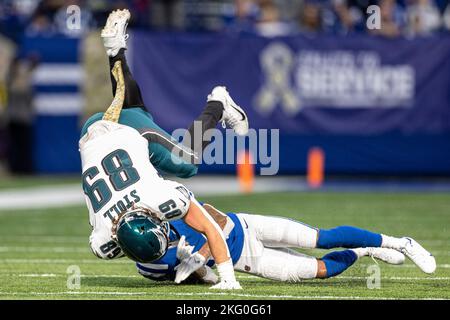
xmin=79 ymin=120 xmax=191 ymax=259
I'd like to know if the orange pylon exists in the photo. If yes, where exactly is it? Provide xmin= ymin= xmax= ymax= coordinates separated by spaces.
xmin=237 ymin=150 xmax=255 ymax=193
xmin=307 ymin=147 xmax=325 ymax=188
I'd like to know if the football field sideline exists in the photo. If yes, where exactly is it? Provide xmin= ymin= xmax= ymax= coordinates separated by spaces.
xmin=2 ymin=176 xmax=450 ymax=210
xmin=0 ymin=177 xmax=294 ymax=210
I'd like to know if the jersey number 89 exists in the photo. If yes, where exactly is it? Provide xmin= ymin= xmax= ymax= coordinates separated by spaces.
xmin=82 ymin=149 xmax=140 ymax=213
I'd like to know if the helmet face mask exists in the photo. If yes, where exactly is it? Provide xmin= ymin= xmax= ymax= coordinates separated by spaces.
xmin=112 ymin=208 xmax=169 ymax=263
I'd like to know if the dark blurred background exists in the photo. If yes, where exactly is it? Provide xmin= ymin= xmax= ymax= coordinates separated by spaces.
xmin=0 ymin=0 xmax=449 ymax=180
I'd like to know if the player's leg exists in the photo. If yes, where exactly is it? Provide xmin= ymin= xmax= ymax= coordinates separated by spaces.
xmin=182 ymin=87 xmax=249 ymax=160
xmin=316 ymin=247 xmax=406 ymax=278
xmin=235 ymin=245 xmax=360 ymax=281
xmin=240 ymin=214 xmax=435 ymax=273
xmin=316 ymin=249 xmax=358 ymax=279
xmin=240 ymin=214 xmax=382 ymax=249
xmin=317 ymin=227 xmax=435 ymax=273
xmin=183 ymin=100 xmax=223 ymax=160
xmin=238 ymin=214 xmax=319 ymax=248
xmin=235 ymin=214 xmax=391 ymax=281
xmin=108 ymin=49 xmax=145 ymax=109
xmin=102 ymin=9 xmax=145 ymax=110
xmin=101 ymin=10 xmax=248 ymax=166
xmin=239 ymin=214 xmax=403 ymax=265
xmin=235 ymin=247 xmax=319 ymax=282
xmin=237 ymin=246 xmax=399 ymax=282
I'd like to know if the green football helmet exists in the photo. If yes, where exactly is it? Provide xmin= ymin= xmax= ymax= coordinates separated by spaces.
xmin=113 ymin=209 xmax=169 ymax=263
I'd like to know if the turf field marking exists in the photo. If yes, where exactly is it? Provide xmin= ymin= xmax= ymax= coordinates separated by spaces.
xmin=359 ymin=263 xmax=450 ymax=269
xmin=13 ymin=274 xmax=141 ymax=278
xmin=0 ymin=291 xmax=448 ymax=300
xmin=15 ymin=274 xmax=59 ymax=277
xmin=0 ymin=259 xmax=132 ymax=264
xmin=2 ymin=273 xmax=449 ymax=282
xmin=0 ymin=246 xmax=90 ymax=253
xmin=336 ymin=276 xmax=450 ymax=281
xmin=0 ymin=236 xmax=87 ymax=243
xmin=0 ymin=184 xmax=84 ymax=210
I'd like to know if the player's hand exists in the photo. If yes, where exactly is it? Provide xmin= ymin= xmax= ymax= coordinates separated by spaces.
xmin=209 ymin=280 xmax=242 ymax=290
xmin=174 ymin=251 xmax=206 ymax=283
xmin=176 ymin=236 xmax=194 ymax=261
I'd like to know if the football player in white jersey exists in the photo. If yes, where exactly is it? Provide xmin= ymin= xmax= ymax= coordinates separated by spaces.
xmin=79 ymin=9 xmax=248 ymax=290
xmin=80 ymin=70 xmax=241 ymax=290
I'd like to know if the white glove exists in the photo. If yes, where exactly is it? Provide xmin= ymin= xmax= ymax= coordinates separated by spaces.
xmin=174 ymin=251 xmax=206 ymax=283
xmin=210 ymin=280 xmax=242 ymax=290
xmin=176 ymin=236 xmax=194 ymax=261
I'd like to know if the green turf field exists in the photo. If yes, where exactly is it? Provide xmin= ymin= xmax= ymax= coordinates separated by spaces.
xmin=0 ymin=191 xmax=449 ymax=300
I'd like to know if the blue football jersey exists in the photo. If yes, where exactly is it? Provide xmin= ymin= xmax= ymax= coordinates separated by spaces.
xmin=136 ymin=213 xmax=244 ymax=281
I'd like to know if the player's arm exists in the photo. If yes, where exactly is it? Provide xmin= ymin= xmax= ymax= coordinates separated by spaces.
xmin=150 ymin=184 xmax=239 ymax=289
xmin=174 ymin=203 xmax=229 ymax=283
xmin=182 ymin=200 xmax=241 ymax=289
xmin=184 ymin=203 xmax=229 ymax=261
xmin=184 ymin=201 xmax=229 ymax=265
xmin=197 ymin=241 xmax=212 ymax=260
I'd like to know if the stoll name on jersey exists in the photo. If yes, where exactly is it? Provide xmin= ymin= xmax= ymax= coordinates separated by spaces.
xmin=102 ymin=189 xmax=141 ymax=221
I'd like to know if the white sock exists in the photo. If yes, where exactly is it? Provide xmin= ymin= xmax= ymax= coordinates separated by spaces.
xmin=216 ymin=259 xmax=237 ymax=283
xmin=351 ymin=248 xmax=368 ymax=258
xmin=381 ymin=235 xmax=406 ymax=250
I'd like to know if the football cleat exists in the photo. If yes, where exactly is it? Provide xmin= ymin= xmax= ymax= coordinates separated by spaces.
xmin=207 ymin=86 xmax=249 ymax=136
xmin=399 ymin=237 xmax=436 ymax=274
xmin=210 ymin=280 xmax=242 ymax=290
xmin=101 ymin=9 xmax=131 ymax=57
xmin=366 ymin=248 xmax=405 ymax=265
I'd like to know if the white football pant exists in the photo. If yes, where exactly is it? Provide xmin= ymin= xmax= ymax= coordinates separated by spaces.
xmin=234 ymin=214 xmax=320 ymax=281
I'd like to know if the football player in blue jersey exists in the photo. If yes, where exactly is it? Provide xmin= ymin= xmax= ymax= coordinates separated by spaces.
xmin=112 ymin=203 xmax=436 ymax=285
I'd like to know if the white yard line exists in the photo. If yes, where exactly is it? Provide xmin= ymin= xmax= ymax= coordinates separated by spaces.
xmin=0 ymin=258 xmax=132 ymax=264
xmin=0 ymin=177 xmax=309 ymax=210
xmin=0 ymin=184 xmax=85 ymax=210
xmin=0 ymin=246 xmax=90 ymax=253
xmin=12 ymin=274 xmax=141 ymax=278
xmin=0 ymin=291 xmax=447 ymax=300
xmin=0 ymin=274 xmax=447 ymax=300
xmin=336 ymin=276 xmax=450 ymax=281
xmin=1 ymin=273 xmax=448 ymax=282
xmin=0 ymin=236 xmax=87 ymax=242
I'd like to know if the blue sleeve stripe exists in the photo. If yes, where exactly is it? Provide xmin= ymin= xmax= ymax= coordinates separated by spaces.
xmin=136 ymin=263 xmax=169 ymax=274
xmin=226 ymin=213 xmax=245 ymax=265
